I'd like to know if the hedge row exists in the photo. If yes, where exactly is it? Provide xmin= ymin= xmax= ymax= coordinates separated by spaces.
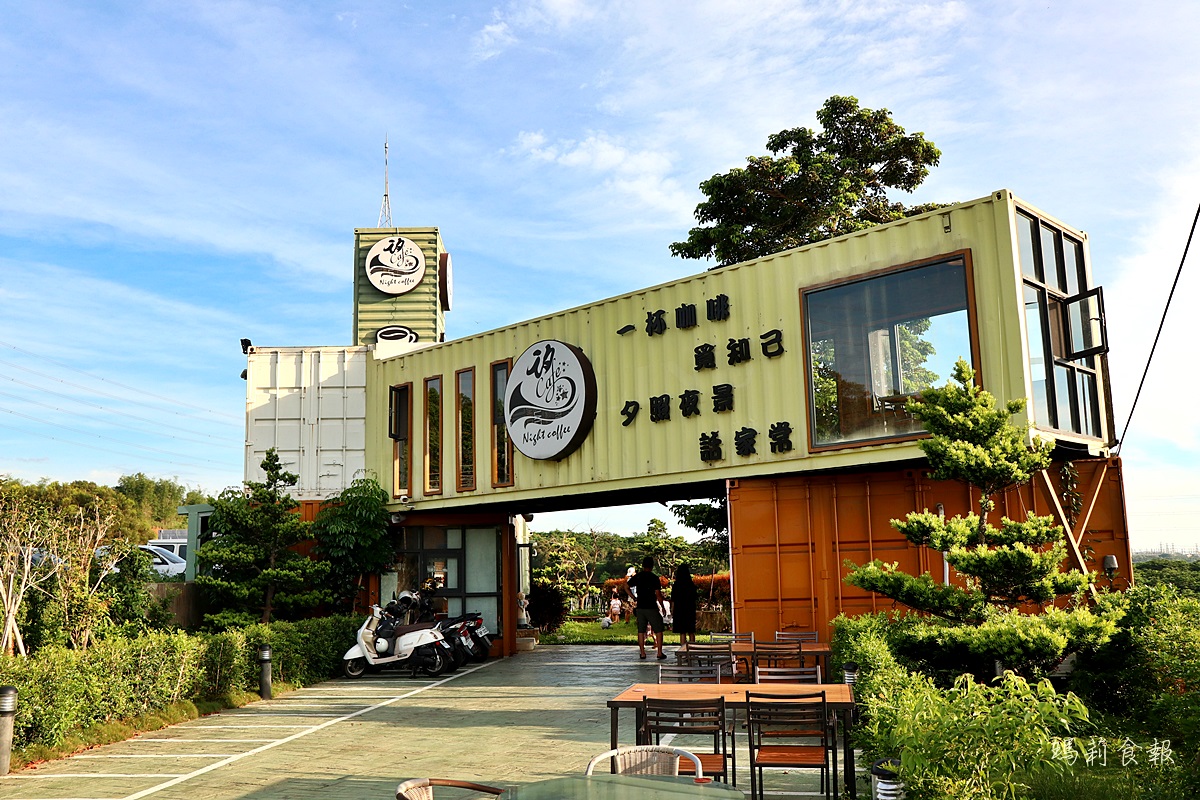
xmin=0 ymin=616 xmax=360 ymax=751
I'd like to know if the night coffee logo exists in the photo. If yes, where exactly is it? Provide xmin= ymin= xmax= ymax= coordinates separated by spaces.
xmin=376 ymin=325 xmax=420 ymax=343
xmin=504 ymin=340 xmax=597 ymax=461
xmin=365 ymin=236 xmax=426 ymax=295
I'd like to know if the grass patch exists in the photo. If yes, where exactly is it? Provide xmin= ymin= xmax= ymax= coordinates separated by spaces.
xmin=541 ymin=619 xmax=694 ymax=645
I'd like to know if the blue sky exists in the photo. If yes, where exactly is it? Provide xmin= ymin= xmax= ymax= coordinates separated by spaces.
xmin=1 ymin=1 xmax=1198 ymax=549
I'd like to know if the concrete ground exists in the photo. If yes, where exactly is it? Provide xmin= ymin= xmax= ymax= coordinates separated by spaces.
xmin=0 ymin=644 xmax=864 ymax=800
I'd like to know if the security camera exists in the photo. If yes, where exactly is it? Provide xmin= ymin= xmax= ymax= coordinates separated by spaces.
xmin=398 ymin=495 xmax=411 ymax=505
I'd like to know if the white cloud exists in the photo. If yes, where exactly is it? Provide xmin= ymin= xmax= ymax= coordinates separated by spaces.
xmin=472 ymin=18 xmax=518 ymax=60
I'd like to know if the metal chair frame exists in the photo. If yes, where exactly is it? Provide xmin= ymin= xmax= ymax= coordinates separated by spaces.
xmin=640 ymin=696 xmax=736 ymax=785
xmin=746 ymin=691 xmax=836 ymax=800
xmin=585 ymin=745 xmax=704 ymax=777
xmin=754 ymin=664 xmax=822 ymax=684
xmin=752 ymin=641 xmax=805 ymax=671
xmin=658 ymin=663 xmax=721 ymax=684
xmin=675 ymin=642 xmax=736 ymax=680
xmin=775 ymin=630 xmax=819 ymax=643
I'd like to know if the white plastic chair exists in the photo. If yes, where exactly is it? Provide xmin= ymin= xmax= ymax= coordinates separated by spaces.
xmin=585 ymin=745 xmax=704 ymax=777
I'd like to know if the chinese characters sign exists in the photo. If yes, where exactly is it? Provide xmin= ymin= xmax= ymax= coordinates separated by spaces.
xmin=365 ymin=236 xmax=426 ymax=295
xmin=504 ymin=340 xmax=597 ymax=461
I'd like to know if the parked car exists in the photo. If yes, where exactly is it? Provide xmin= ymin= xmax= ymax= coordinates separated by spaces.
xmin=139 ymin=544 xmax=186 ymax=577
xmin=148 ymin=538 xmax=187 ymax=560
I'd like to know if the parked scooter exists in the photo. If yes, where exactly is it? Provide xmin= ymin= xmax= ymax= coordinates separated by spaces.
xmin=342 ymin=602 xmax=454 ymax=678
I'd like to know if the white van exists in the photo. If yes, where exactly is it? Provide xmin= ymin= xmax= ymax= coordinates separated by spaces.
xmin=150 ymin=530 xmax=189 ymax=561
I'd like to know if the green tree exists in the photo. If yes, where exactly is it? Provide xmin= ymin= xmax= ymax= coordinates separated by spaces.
xmin=671 ymin=95 xmax=942 ymax=266
xmin=196 ymin=449 xmax=331 ymax=628
xmin=531 ymin=529 xmax=627 ymax=607
xmin=115 ymin=473 xmax=195 ymax=529
xmin=844 ymin=359 xmax=1114 ymax=676
xmin=312 ymin=476 xmax=395 ymax=612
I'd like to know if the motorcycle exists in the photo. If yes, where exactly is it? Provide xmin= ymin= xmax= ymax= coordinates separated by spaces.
xmin=342 ymin=602 xmax=454 ymax=679
xmin=398 ymin=580 xmax=494 ymax=663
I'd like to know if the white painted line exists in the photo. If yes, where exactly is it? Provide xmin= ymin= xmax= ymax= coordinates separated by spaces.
xmin=120 ymin=661 xmax=497 ymax=800
xmin=188 ymin=725 xmax=313 ymax=729
xmin=129 ymin=743 xmax=278 ymax=748
xmin=75 ymin=758 xmax=241 ymax=762
xmin=2 ymin=774 xmax=187 ymax=779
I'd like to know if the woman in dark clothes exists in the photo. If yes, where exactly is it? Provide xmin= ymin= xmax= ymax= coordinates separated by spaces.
xmin=671 ymin=563 xmax=698 ymax=644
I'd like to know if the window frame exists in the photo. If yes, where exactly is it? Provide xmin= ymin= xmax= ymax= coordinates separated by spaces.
xmin=455 ymin=367 xmax=476 ymax=493
xmin=490 ymin=358 xmax=515 ymax=488
xmin=424 ymin=375 xmax=443 ymax=495
xmin=389 ymin=383 xmax=412 ymax=498
xmin=1017 ymin=209 xmax=1107 ymax=439
xmin=801 ymin=249 xmax=981 ymax=453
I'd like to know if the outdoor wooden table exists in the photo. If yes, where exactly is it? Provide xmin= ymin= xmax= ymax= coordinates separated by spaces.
xmin=502 ymin=774 xmax=742 ymax=799
xmin=607 ymin=682 xmax=858 ymax=798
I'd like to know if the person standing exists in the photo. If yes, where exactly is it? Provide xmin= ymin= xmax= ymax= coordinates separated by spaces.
xmin=671 ymin=563 xmax=698 ymax=645
xmin=609 ymin=590 xmax=622 ymax=623
xmin=627 ymin=555 xmax=667 ymax=660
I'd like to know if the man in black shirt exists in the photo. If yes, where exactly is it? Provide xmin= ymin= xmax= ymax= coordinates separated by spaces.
xmin=627 ymin=555 xmax=667 ymax=660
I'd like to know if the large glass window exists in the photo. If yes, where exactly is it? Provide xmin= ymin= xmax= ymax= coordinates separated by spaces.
xmin=424 ymin=376 xmax=443 ymax=494
xmin=1017 ymin=210 xmax=1106 ymax=438
xmin=456 ymin=368 xmax=476 ymax=492
xmin=805 ymin=256 xmax=974 ymax=448
xmin=381 ymin=527 xmax=501 ymax=634
xmin=491 ymin=360 xmax=514 ymax=487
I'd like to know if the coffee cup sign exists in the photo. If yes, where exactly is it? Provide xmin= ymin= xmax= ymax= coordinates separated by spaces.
xmin=504 ymin=340 xmax=597 ymax=461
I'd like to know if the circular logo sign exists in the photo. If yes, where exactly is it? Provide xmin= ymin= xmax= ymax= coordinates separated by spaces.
xmin=505 ymin=340 xmax=597 ymax=461
xmin=364 ymin=236 xmax=426 ymax=295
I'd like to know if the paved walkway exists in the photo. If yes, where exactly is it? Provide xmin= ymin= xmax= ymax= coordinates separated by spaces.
xmin=1 ymin=645 xmax=860 ymax=799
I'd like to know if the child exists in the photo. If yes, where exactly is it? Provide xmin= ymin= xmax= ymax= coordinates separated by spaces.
xmin=609 ymin=591 xmax=622 ymax=622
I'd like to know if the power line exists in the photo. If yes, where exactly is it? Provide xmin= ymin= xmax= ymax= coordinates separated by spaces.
xmin=0 ymin=339 xmax=242 ymax=422
xmin=0 ymin=405 xmax=234 ymax=466
xmin=1114 ymin=198 xmax=1200 ymax=454
xmin=0 ymin=374 xmax=233 ymax=442
xmin=0 ymin=419 xmax=236 ymax=476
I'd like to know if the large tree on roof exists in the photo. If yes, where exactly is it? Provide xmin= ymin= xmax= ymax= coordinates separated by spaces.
xmin=670 ymin=95 xmax=943 ymax=266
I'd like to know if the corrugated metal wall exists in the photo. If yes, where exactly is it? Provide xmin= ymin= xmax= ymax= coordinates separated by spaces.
xmin=365 ymin=191 xmax=1106 ymax=511
xmin=728 ymin=458 xmax=1131 ymax=638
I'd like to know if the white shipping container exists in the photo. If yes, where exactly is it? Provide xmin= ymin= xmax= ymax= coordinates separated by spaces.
xmin=245 ymin=347 xmax=369 ymax=501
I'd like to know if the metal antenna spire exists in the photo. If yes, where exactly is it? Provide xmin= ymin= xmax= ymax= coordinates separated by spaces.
xmin=377 ymin=136 xmax=393 ymax=228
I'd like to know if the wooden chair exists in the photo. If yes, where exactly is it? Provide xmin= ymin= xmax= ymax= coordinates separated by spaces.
xmin=659 ymin=663 xmax=721 ymax=684
xmin=710 ymin=631 xmax=754 ymax=675
xmin=746 ymin=692 xmax=836 ymax=800
xmin=775 ymin=630 xmax=819 ymax=643
xmin=754 ymin=665 xmax=822 ymax=684
xmin=585 ymin=745 xmax=704 ymax=777
xmin=641 ymin=696 xmax=735 ymax=785
xmin=676 ymin=642 xmax=736 ymax=680
xmin=752 ymin=641 xmax=804 ymax=671
xmin=396 ymin=779 xmax=503 ymax=800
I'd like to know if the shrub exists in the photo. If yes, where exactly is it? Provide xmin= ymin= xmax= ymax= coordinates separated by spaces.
xmin=528 ymin=580 xmax=568 ymax=632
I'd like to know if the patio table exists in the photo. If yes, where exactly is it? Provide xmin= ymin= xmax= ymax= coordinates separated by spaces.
xmin=503 ymin=774 xmax=742 ymax=799
xmin=607 ymin=682 xmax=858 ymax=798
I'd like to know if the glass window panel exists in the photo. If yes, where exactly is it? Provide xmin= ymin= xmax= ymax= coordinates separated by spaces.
xmin=445 ymin=597 xmax=463 ymax=618
xmin=1054 ymin=364 xmax=1076 ymax=432
xmin=1025 ymin=285 xmax=1051 ymax=426
xmin=424 ymin=555 xmax=458 ymax=591
xmin=1064 ymin=237 xmax=1083 ymax=296
xmin=1042 ymin=225 xmax=1065 ymax=292
xmin=456 ymin=369 xmax=475 ymax=491
xmin=1018 ymin=214 xmax=1040 ymax=281
xmin=447 ymin=528 xmax=463 ymax=549
xmin=491 ymin=363 xmax=513 ymax=485
xmin=1065 ymin=290 xmax=1106 ymax=358
xmin=425 ymin=528 xmax=447 ymax=549
xmin=1077 ymin=370 xmax=1101 ymax=438
xmin=425 ymin=377 xmax=442 ymax=492
xmin=465 ymin=528 xmax=499 ymax=593
xmin=805 ymin=258 xmax=972 ymax=446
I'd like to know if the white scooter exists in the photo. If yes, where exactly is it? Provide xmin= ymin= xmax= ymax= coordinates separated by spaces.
xmin=342 ymin=602 xmax=453 ymax=678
